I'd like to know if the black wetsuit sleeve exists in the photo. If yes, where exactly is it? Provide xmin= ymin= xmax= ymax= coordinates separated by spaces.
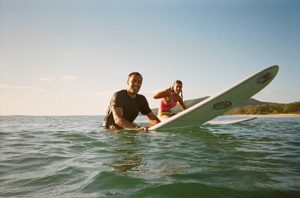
xmin=139 ymin=95 xmax=152 ymax=115
xmin=110 ymin=91 xmax=124 ymax=108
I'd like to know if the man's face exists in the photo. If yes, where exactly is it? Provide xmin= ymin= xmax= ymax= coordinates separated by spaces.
xmin=127 ymin=74 xmax=143 ymax=94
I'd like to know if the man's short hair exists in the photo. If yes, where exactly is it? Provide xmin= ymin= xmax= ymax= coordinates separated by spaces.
xmin=128 ymin=72 xmax=142 ymax=79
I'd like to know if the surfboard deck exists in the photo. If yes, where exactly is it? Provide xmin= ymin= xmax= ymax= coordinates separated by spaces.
xmin=204 ymin=116 xmax=256 ymax=125
xmin=149 ymin=65 xmax=279 ymax=131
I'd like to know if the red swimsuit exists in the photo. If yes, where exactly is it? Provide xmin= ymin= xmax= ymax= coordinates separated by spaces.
xmin=160 ymin=96 xmax=178 ymax=113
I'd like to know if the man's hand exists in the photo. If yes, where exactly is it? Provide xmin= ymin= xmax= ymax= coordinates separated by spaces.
xmin=136 ymin=126 xmax=149 ymax=132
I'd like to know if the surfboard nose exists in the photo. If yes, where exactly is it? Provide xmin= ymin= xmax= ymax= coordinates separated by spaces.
xmin=256 ymin=65 xmax=279 ymax=85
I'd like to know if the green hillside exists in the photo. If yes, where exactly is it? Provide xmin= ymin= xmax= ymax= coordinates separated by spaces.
xmin=152 ymin=97 xmax=300 ymax=115
xmin=226 ymin=100 xmax=300 ymax=115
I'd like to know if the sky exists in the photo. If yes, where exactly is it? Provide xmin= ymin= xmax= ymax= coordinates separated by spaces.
xmin=0 ymin=0 xmax=299 ymax=115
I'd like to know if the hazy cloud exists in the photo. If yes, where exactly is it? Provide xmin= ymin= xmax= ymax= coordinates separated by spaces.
xmin=39 ymin=75 xmax=78 ymax=82
xmin=88 ymin=91 xmax=113 ymax=97
xmin=39 ymin=77 xmax=56 ymax=82
xmin=0 ymin=84 xmax=33 ymax=90
xmin=59 ymin=75 xmax=78 ymax=80
xmin=0 ymin=84 xmax=45 ymax=94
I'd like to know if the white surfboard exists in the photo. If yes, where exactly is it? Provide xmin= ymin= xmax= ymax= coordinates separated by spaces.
xmin=149 ymin=65 xmax=279 ymax=131
xmin=204 ymin=116 xmax=257 ymax=125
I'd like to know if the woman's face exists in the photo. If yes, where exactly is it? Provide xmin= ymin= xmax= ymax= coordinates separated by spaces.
xmin=173 ymin=82 xmax=183 ymax=94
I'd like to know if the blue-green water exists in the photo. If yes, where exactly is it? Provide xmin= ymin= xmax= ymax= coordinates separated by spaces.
xmin=0 ymin=116 xmax=299 ymax=197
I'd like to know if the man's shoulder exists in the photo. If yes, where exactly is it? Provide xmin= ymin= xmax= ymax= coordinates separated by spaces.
xmin=113 ymin=90 xmax=147 ymax=101
xmin=110 ymin=90 xmax=127 ymax=102
xmin=114 ymin=89 xmax=127 ymax=96
xmin=137 ymin=93 xmax=147 ymax=101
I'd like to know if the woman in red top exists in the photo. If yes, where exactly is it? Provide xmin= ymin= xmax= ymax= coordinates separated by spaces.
xmin=153 ymin=80 xmax=187 ymax=121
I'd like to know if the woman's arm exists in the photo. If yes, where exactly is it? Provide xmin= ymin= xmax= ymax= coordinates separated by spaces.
xmin=153 ymin=88 xmax=172 ymax=99
xmin=177 ymin=97 xmax=187 ymax=110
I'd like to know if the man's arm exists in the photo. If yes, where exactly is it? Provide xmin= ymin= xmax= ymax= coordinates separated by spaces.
xmin=112 ymin=106 xmax=150 ymax=131
xmin=111 ymin=106 xmax=139 ymax=129
xmin=146 ymin=112 xmax=161 ymax=126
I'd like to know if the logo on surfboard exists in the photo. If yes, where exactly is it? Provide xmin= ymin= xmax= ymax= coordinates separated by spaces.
xmin=256 ymin=72 xmax=273 ymax=84
xmin=213 ymin=101 xmax=232 ymax=110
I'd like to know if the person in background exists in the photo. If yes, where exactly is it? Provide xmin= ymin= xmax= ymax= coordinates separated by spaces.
xmin=153 ymin=80 xmax=187 ymax=121
xmin=102 ymin=72 xmax=160 ymax=131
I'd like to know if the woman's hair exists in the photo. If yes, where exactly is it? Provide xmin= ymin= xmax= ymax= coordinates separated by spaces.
xmin=171 ymin=80 xmax=183 ymax=99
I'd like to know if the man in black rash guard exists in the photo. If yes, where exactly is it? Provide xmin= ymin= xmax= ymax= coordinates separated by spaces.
xmin=102 ymin=72 xmax=160 ymax=131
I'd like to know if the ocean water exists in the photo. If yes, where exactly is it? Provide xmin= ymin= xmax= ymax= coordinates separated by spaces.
xmin=0 ymin=116 xmax=299 ymax=198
